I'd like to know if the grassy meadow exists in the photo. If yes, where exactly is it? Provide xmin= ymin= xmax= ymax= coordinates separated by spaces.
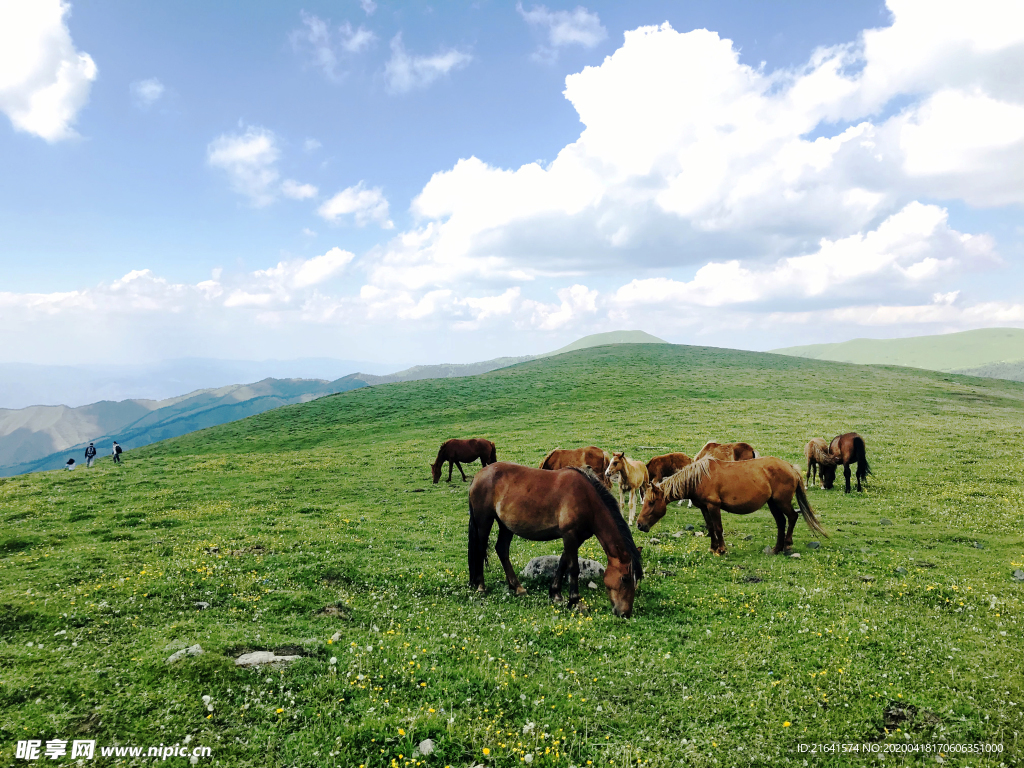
xmin=1 ymin=344 xmax=1022 ymax=767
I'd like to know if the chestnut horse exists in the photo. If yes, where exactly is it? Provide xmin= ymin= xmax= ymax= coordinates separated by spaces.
xmin=646 ymin=452 xmax=692 ymax=483
xmin=804 ymin=438 xmax=839 ymax=487
xmin=605 ymin=452 xmax=650 ymax=525
xmin=539 ymin=446 xmax=612 ymax=488
xmin=636 ymin=456 xmax=827 ymax=555
xmin=694 ymin=441 xmax=758 ymax=462
xmin=821 ymin=432 xmax=871 ymax=493
xmin=431 ymin=438 xmax=497 ymax=483
xmin=468 ymin=463 xmax=643 ymax=617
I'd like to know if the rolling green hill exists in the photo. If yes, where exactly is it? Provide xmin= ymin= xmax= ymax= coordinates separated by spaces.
xmin=772 ymin=327 xmax=1024 ymax=375
xmin=1 ymin=345 xmax=1021 ymax=766
xmin=540 ymin=329 xmax=667 ymax=357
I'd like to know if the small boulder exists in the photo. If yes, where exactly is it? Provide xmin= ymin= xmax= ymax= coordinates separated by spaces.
xmin=694 ymin=531 xmax=704 ymax=538
xmin=973 ymin=541 xmax=985 ymax=549
xmin=860 ymin=575 xmax=875 ymax=582
xmin=235 ymin=651 xmax=302 ymax=669
xmin=416 ymin=739 xmax=435 ymax=757
xmin=194 ymin=602 xmax=210 ymax=610
xmin=672 ymin=532 xmax=684 ymax=538
xmin=879 ymin=518 xmax=893 ymax=526
xmin=807 ymin=541 xmax=821 ymax=550
xmin=763 ymin=546 xmax=775 ymax=555
xmin=1012 ymin=569 xmax=1024 ymax=581
xmin=743 ymin=535 xmax=754 ymax=541
xmin=166 ymin=644 xmax=204 ymax=664
xmin=520 ymin=556 xmax=604 ymax=581
xmin=685 ymin=525 xmax=695 ymax=531
xmin=648 ymin=538 xmax=661 ymax=545
xmin=587 ymin=581 xmax=598 ymax=590
xmin=789 ymin=552 xmax=801 ymax=559
xmin=894 ymin=567 xmax=908 ymax=576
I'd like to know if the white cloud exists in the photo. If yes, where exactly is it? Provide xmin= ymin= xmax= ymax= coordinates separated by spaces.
xmin=255 ymin=247 xmax=355 ymax=289
xmin=360 ymin=0 xmax=377 ymax=15
xmin=524 ymin=284 xmax=598 ymax=330
xmin=290 ymin=12 xmax=376 ymax=81
xmin=518 ymin=3 xmax=606 ymax=60
xmin=303 ymin=137 xmax=322 ymax=152
xmin=384 ymin=33 xmax=472 ymax=94
xmin=281 ymin=179 xmax=318 ymax=200
xmin=318 ymin=182 xmax=393 ymax=227
xmin=207 ymin=125 xmax=281 ymax=207
xmin=340 ymin=21 xmax=376 ymax=54
xmin=130 ymin=77 xmax=164 ymax=107
xmin=0 ymin=0 xmax=97 ymax=141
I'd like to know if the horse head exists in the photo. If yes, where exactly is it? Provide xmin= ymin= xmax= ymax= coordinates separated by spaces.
xmin=430 ymin=461 xmax=442 ymax=484
xmin=604 ymin=452 xmax=625 ymax=481
xmin=820 ymin=464 xmax=836 ymax=489
xmin=603 ymin=551 xmax=641 ymax=618
xmin=636 ymin=482 xmax=668 ymax=532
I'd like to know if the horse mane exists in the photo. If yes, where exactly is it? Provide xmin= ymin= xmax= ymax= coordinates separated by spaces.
xmin=538 ymin=448 xmax=559 ymax=469
xmin=809 ymin=441 xmax=840 ymax=466
xmin=659 ymin=456 xmax=714 ymax=500
xmin=571 ymin=466 xmax=643 ymax=581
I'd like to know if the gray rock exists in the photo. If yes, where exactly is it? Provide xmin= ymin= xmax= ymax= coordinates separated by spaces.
xmin=234 ymin=651 xmax=302 ymax=668
xmin=879 ymin=518 xmax=893 ymax=526
xmin=807 ymin=541 xmax=821 ymax=550
xmin=649 ymin=538 xmax=661 ymax=545
xmin=587 ymin=581 xmax=599 ymax=590
xmin=194 ymin=601 xmax=210 ymax=610
xmin=672 ymin=532 xmax=684 ymax=538
xmin=789 ymin=552 xmax=801 ymax=559
xmin=860 ymin=575 xmax=875 ymax=582
xmin=416 ymin=739 xmax=435 ymax=757
xmin=330 ymin=631 xmax=345 ymax=642
xmin=763 ymin=546 xmax=775 ymax=555
xmin=894 ymin=566 xmax=909 ymax=575
xmin=973 ymin=541 xmax=985 ymax=549
xmin=694 ymin=532 xmax=704 ymax=537
xmin=1013 ymin=569 xmax=1024 ymax=581
xmin=520 ymin=556 xmax=604 ymax=581
xmin=685 ymin=525 xmax=695 ymax=531
xmin=166 ymin=644 xmax=204 ymax=664
xmin=743 ymin=535 xmax=754 ymax=541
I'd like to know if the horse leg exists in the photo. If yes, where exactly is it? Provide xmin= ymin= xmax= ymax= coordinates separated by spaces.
xmin=706 ymin=505 xmax=726 ymax=554
xmin=469 ymin=514 xmax=495 ymax=592
xmin=843 ymin=462 xmax=852 ymax=494
xmin=563 ymin=540 xmax=582 ymax=607
xmin=549 ymin=549 xmax=573 ymax=603
xmin=447 ymin=460 xmax=454 ymax=482
xmin=766 ymin=501 xmax=788 ymax=554
xmin=627 ymin=487 xmax=637 ymax=525
xmin=454 ymin=461 xmax=467 ymax=481
xmin=495 ymin=525 xmax=526 ymax=596
xmin=855 ymin=461 xmax=863 ymax=492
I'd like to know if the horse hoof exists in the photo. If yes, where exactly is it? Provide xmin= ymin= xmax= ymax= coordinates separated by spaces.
xmin=515 ymin=586 xmax=527 ymax=596
xmin=476 ymin=585 xmax=486 ymax=593
xmin=550 ymin=594 xmax=563 ymax=603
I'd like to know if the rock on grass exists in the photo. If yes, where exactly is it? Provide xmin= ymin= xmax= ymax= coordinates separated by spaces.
xmin=520 ymin=556 xmax=604 ymax=580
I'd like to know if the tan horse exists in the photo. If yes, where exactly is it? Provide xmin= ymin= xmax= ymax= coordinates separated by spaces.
xmin=694 ymin=441 xmax=758 ymax=462
xmin=636 ymin=456 xmax=827 ymax=555
xmin=468 ymin=463 xmax=643 ymax=617
xmin=803 ymin=438 xmax=839 ymax=487
xmin=604 ymin=452 xmax=650 ymax=525
xmin=539 ymin=446 xmax=612 ymax=488
xmin=646 ymin=452 xmax=692 ymax=483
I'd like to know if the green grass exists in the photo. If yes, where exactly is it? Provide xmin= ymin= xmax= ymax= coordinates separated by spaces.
xmin=772 ymin=327 xmax=1024 ymax=372
xmin=0 ymin=344 xmax=1022 ymax=767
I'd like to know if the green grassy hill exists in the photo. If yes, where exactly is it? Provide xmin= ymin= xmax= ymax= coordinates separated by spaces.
xmin=772 ymin=327 xmax=1024 ymax=374
xmin=540 ymin=329 xmax=666 ymax=357
xmin=1 ymin=345 xmax=1021 ymax=766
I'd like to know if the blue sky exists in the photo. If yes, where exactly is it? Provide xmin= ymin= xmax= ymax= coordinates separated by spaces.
xmin=1 ymin=0 xmax=1023 ymax=366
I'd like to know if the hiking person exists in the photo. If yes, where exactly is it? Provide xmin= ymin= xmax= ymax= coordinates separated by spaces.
xmin=84 ymin=443 xmax=97 ymax=468
xmin=112 ymin=441 xmax=123 ymax=464
xmin=65 ymin=458 xmax=76 ymax=470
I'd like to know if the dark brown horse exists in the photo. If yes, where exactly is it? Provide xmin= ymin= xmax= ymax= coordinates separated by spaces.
xmin=694 ymin=441 xmax=758 ymax=462
xmin=431 ymin=438 xmax=497 ymax=483
xmin=539 ymin=446 xmax=612 ymax=488
xmin=636 ymin=456 xmax=827 ymax=554
xmin=821 ymin=433 xmax=871 ymax=493
xmin=468 ymin=463 xmax=643 ymax=617
xmin=646 ymin=452 xmax=692 ymax=483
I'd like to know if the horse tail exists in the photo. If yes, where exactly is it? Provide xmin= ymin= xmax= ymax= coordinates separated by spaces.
xmin=538 ymin=448 xmax=557 ymax=469
xmin=468 ymin=499 xmax=485 ymax=585
xmin=753 ymin=450 xmax=760 ymax=458
xmin=854 ymin=436 xmax=871 ymax=479
xmin=489 ymin=443 xmax=497 ymax=465
xmin=795 ymin=481 xmax=829 ymax=539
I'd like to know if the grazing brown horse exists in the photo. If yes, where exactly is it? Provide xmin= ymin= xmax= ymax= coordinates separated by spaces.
xmin=646 ymin=452 xmax=692 ymax=483
xmin=636 ymin=456 xmax=827 ymax=555
xmin=468 ymin=463 xmax=643 ymax=617
xmin=431 ymin=438 xmax=497 ymax=483
xmin=539 ymin=446 xmax=612 ymax=488
xmin=804 ymin=438 xmax=839 ymax=487
xmin=604 ymin=452 xmax=650 ymax=525
xmin=694 ymin=441 xmax=758 ymax=462
xmin=821 ymin=432 xmax=871 ymax=493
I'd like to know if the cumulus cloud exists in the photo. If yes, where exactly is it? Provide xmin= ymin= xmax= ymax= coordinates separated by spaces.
xmin=281 ymin=179 xmax=318 ymax=200
xmin=290 ymin=12 xmax=376 ymax=81
xmin=130 ymin=77 xmax=164 ymax=107
xmin=318 ymin=182 xmax=393 ymax=227
xmin=384 ymin=33 xmax=472 ymax=94
xmin=207 ymin=125 xmax=280 ymax=206
xmin=518 ymin=3 xmax=606 ymax=61
xmin=0 ymin=0 xmax=97 ymax=141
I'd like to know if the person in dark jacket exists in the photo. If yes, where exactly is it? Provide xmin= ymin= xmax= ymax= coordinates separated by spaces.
xmin=85 ymin=443 xmax=97 ymax=468
xmin=112 ymin=441 xmax=123 ymax=464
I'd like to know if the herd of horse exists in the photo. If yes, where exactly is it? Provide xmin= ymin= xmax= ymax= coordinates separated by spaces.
xmin=430 ymin=434 xmax=871 ymax=618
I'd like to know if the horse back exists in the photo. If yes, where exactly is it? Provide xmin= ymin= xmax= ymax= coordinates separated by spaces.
xmin=646 ymin=452 xmax=692 ymax=483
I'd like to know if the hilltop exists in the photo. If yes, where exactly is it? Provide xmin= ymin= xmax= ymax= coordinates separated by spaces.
xmin=1 ymin=343 xmax=1020 ymax=765
xmin=772 ymin=327 xmax=1024 ymax=377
